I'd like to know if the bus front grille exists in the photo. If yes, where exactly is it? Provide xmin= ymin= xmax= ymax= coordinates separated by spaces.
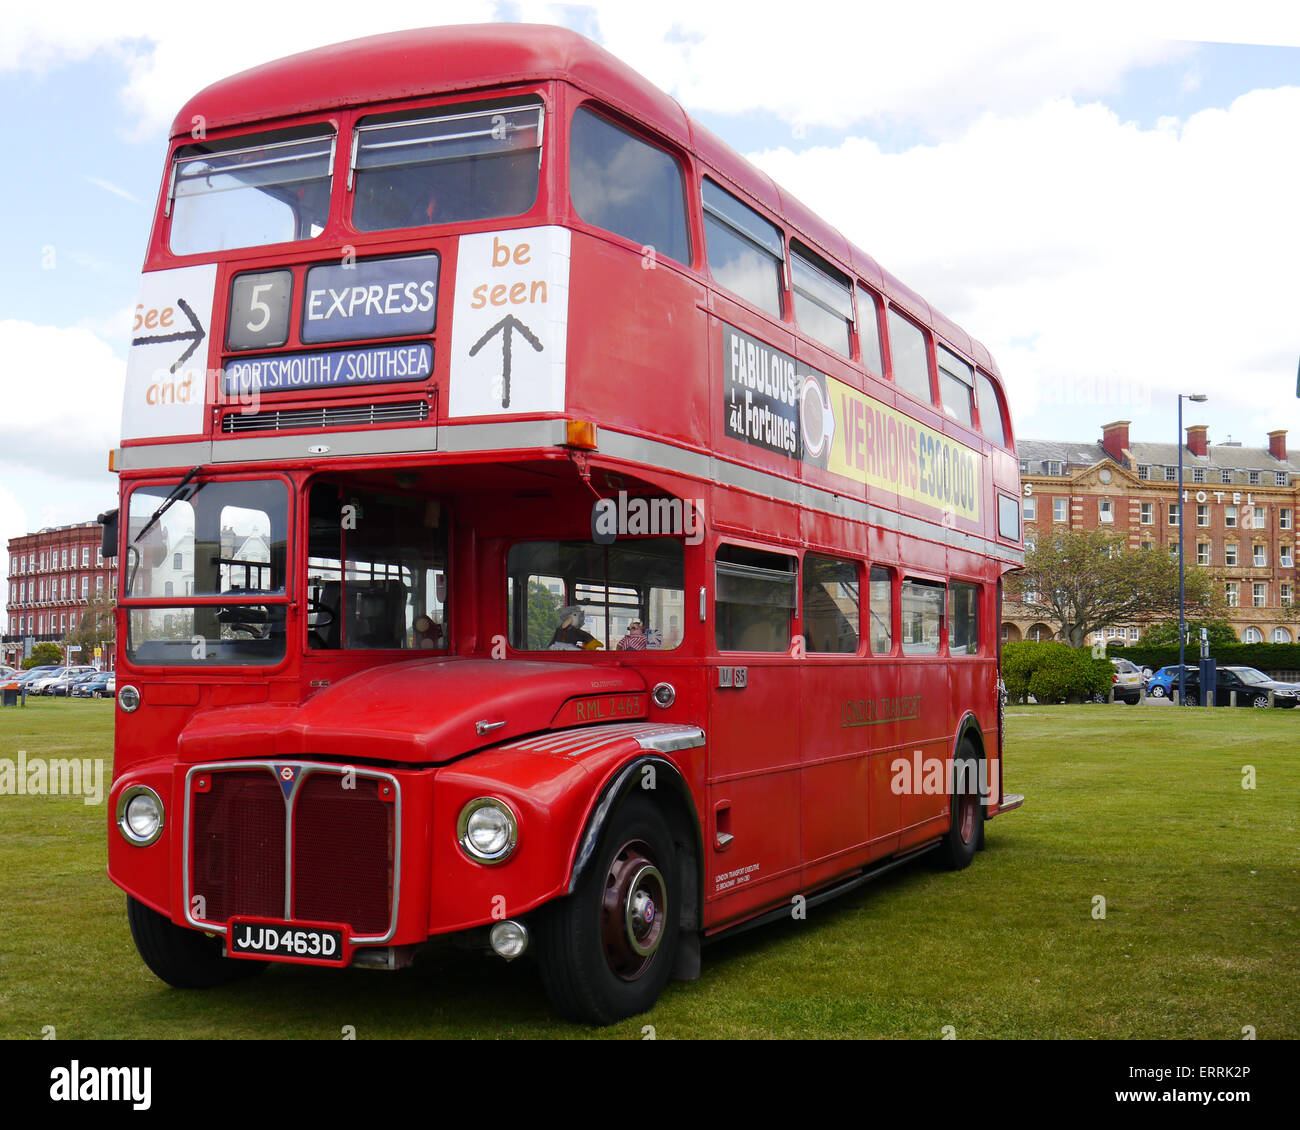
xmin=187 ymin=765 xmax=397 ymax=939
xmin=220 ymin=400 xmax=430 ymax=433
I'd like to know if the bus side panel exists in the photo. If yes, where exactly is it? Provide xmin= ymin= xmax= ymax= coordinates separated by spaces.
xmin=705 ymin=663 xmax=803 ymax=928
xmin=896 ymin=656 xmax=952 ymax=849
xmin=566 ymin=232 xmax=710 ymax=449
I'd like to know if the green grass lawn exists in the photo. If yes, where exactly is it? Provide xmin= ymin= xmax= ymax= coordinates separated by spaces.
xmin=1 ymin=697 xmax=1295 ymax=1039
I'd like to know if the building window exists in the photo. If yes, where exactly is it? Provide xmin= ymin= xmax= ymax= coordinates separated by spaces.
xmin=1192 ymin=467 xmax=1206 ymax=483
xmin=1168 ymin=503 xmax=1178 ymax=526
xmin=1137 ymin=465 xmax=1149 ymax=480
xmin=1196 ymin=504 xmax=1209 ymax=527
xmin=1047 ymin=461 xmax=1064 ymax=476
xmin=1273 ymin=627 xmax=1292 ymax=643
xmin=1054 ymin=497 xmax=1067 ymax=522
xmin=81 ymin=577 xmax=89 ymax=598
xmin=1253 ymin=583 xmax=1267 ymax=607
xmin=1220 ymin=468 xmax=1232 ymax=484
xmin=1225 ymin=544 xmax=1238 ymax=567
xmin=1225 ymin=505 xmax=1238 ymax=528
xmin=1098 ymin=500 xmax=1114 ymax=523
xmin=1023 ymin=496 xmax=1036 ymax=521
xmin=1141 ymin=540 xmax=1153 ymax=551
xmin=1197 ymin=543 xmax=1210 ymax=566
xmin=1281 ymin=546 xmax=1294 ymax=568
xmin=96 ymin=545 xmax=103 ymax=565
xmin=1243 ymin=626 xmax=1263 ymax=643
xmin=1139 ymin=501 xmax=1153 ymax=525
xmin=1226 ymin=582 xmax=1239 ymax=607
xmin=1281 ymin=509 xmax=1293 ymax=530
xmin=1282 ymin=583 xmax=1293 ymax=605
xmin=96 ymin=576 xmax=104 ymax=593
xmin=1164 ymin=465 xmax=1177 ymax=481
xmin=173 ymin=552 xmax=182 ymax=570
xmin=1277 ymin=472 xmax=1288 ymax=486
xmin=1249 ymin=471 xmax=1260 ymax=485
xmin=1253 ymin=506 xmax=1266 ymax=528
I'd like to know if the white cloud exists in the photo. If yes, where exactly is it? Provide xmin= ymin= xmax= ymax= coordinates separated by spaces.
xmin=0 ymin=321 xmax=124 ymax=481
xmin=748 ymin=87 xmax=1300 ymax=440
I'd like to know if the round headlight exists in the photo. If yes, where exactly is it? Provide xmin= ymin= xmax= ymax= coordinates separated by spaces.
xmin=457 ymin=798 xmax=518 ymax=864
xmin=117 ymin=684 xmax=141 ymax=713
xmin=117 ymin=785 xmax=164 ymax=846
xmin=652 ymin=682 xmax=676 ymax=708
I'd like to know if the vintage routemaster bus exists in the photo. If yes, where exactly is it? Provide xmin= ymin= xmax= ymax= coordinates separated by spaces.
xmin=105 ymin=23 xmax=1025 ymax=1025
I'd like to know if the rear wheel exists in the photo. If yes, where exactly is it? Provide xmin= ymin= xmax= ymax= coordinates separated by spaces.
xmin=938 ymin=744 xmax=983 ymax=870
xmin=1184 ymin=692 xmax=1199 ymax=706
xmin=536 ymin=795 xmax=679 ymax=1025
xmin=126 ymin=896 xmax=266 ymax=988
xmin=1149 ymin=685 xmax=1166 ymax=698
xmin=1251 ymin=694 xmax=1270 ymax=709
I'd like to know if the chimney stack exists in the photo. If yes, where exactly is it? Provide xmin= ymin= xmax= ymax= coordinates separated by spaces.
xmin=1101 ymin=420 xmax=1130 ymax=464
xmin=1268 ymin=430 xmax=1287 ymax=462
xmin=1185 ymin=424 xmax=1208 ymax=457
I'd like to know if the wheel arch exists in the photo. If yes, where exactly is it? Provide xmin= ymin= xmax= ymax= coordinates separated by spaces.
xmin=569 ymin=754 xmax=703 ymax=936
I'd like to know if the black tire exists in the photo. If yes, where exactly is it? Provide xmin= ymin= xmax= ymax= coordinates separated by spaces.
xmin=1184 ymin=692 xmax=1198 ymax=706
xmin=937 ymin=744 xmax=983 ymax=870
xmin=535 ymin=794 xmax=679 ymax=1025
xmin=126 ymin=896 xmax=266 ymax=988
xmin=1124 ymin=694 xmax=1140 ymax=705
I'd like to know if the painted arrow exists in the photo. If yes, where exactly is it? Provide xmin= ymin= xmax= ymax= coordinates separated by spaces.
xmin=131 ymin=297 xmax=206 ymax=373
xmin=468 ymin=313 xmax=544 ymax=409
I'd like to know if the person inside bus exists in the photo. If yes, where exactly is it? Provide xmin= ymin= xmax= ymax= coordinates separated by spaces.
xmin=616 ymin=621 xmax=648 ymax=651
xmin=549 ymin=606 xmax=602 ymax=650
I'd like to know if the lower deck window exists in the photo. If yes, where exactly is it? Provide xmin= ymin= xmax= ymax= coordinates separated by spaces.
xmin=716 ymin=545 xmax=796 ymax=652
xmin=901 ymin=579 xmax=943 ymax=655
xmin=508 ymin=539 xmax=685 ymax=651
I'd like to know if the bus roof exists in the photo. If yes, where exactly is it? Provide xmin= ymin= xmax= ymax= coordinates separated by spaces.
xmin=172 ymin=23 xmax=998 ymax=377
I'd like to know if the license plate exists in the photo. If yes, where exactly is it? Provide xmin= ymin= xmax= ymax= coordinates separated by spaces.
xmin=227 ymin=918 xmax=349 ymax=966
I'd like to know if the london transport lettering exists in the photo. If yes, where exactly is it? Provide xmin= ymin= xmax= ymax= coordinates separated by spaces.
xmin=722 ymin=323 xmax=981 ymax=522
xmin=842 ymin=695 xmax=923 ymax=728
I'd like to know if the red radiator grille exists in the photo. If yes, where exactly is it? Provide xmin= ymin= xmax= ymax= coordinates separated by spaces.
xmin=191 ymin=772 xmax=285 ymax=924
xmin=189 ymin=766 xmax=396 ymax=937
xmin=292 ymin=774 xmax=393 ymax=935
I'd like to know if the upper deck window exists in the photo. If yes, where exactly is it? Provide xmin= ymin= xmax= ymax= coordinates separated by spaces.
xmin=702 ymin=178 xmax=784 ymax=318
xmin=937 ymin=346 xmax=974 ymax=427
xmin=975 ymin=371 xmax=1008 ymax=448
xmin=886 ymin=309 xmax=931 ymax=405
xmin=791 ymin=242 xmax=853 ymax=357
xmin=351 ymin=101 xmax=542 ymax=232
xmin=169 ymin=127 xmax=334 ymax=256
xmin=570 ymin=107 xmax=690 ymax=266
xmin=857 ymin=286 xmax=884 ymax=378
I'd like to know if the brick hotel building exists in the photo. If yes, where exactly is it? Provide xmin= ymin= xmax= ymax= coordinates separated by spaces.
xmin=4 ymin=521 xmax=118 ymax=668
xmin=1004 ymin=421 xmax=1299 ymax=646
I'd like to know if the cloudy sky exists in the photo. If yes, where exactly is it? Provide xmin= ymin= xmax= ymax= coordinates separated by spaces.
xmin=3 ymin=0 xmax=1300 ymax=587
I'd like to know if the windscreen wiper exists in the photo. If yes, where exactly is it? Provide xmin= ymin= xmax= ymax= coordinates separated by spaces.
xmin=133 ymin=466 xmax=203 ymax=545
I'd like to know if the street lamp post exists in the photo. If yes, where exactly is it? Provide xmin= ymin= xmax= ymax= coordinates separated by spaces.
xmin=1178 ymin=393 xmax=1208 ymax=706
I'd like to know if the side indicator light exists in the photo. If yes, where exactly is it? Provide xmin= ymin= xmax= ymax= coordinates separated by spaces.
xmin=566 ymin=419 xmax=599 ymax=450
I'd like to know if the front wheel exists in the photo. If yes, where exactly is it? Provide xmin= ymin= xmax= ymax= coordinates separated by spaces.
xmin=1251 ymin=694 xmax=1270 ymax=709
xmin=126 ymin=896 xmax=266 ymax=988
xmin=1149 ymin=685 xmax=1166 ymax=698
xmin=535 ymin=795 xmax=679 ymax=1025
xmin=1184 ymin=692 xmax=1199 ymax=706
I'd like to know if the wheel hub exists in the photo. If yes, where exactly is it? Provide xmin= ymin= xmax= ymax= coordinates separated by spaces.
xmin=601 ymin=843 xmax=667 ymax=980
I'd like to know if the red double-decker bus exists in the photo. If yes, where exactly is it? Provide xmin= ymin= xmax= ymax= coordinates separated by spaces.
xmin=105 ymin=23 xmax=1024 ymax=1025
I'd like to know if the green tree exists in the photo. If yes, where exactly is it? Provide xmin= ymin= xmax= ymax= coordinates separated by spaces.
xmin=22 ymin=642 xmax=64 ymax=669
xmin=526 ymin=579 xmax=563 ymax=650
xmin=1138 ymin=618 xmax=1238 ymax=648
xmin=1006 ymin=529 xmax=1222 ymax=648
xmin=63 ymin=591 xmax=116 ymax=662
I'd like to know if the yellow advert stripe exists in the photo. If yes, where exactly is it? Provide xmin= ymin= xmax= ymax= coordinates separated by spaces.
xmin=826 ymin=377 xmax=981 ymax=522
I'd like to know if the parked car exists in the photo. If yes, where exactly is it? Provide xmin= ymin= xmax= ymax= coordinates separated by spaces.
xmin=3 ymin=665 xmax=60 ymax=691
xmin=1146 ymin=665 xmax=1198 ymax=698
xmin=52 ymin=670 xmax=101 ymax=697
xmin=30 ymin=665 xmax=97 ymax=695
xmin=72 ymin=672 xmax=115 ymax=698
xmin=1094 ymin=657 xmax=1144 ymax=704
xmin=1177 ymin=666 xmax=1300 ymax=708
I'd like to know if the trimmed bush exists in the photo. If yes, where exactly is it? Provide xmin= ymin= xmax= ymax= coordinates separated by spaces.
xmin=1003 ymin=641 xmax=1113 ymax=703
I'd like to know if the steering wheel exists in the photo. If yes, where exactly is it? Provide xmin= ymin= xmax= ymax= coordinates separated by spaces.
xmin=306 ymin=599 xmax=336 ymax=627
